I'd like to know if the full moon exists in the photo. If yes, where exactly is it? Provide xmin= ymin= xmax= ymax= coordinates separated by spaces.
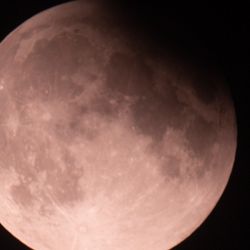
xmin=0 ymin=1 xmax=236 ymax=250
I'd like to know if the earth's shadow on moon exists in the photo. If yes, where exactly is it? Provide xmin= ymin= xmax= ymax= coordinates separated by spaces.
xmin=0 ymin=1 xmax=237 ymax=250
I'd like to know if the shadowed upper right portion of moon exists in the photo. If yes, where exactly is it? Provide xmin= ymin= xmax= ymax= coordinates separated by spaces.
xmin=103 ymin=49 xmax=229 ymax=159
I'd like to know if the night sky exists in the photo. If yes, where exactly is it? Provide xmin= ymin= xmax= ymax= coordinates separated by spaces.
xmin=0 ymin=1 xmax=248 ymax=249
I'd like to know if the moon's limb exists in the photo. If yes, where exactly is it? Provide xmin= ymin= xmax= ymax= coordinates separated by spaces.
xmin=0 ymin=1 xmax=237 ymax=250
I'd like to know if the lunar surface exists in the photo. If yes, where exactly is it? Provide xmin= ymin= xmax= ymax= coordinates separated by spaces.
xmin=0 ymin=1 xmax=236 ymax=250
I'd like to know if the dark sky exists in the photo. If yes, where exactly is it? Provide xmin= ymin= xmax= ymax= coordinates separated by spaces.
xmin=0 ymin=1 xmax=248 ymax=249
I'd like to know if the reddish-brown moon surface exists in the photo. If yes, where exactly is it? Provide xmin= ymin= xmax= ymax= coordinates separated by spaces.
xmin=0 ymin=1 xmax=237 ymax=250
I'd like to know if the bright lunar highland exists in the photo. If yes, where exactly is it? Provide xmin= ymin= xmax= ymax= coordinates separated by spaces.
xmin=0 ymin=1 xmax=237 ymax=250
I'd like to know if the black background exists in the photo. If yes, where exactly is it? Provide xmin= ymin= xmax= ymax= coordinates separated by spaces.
xmin=0 ymin=1 xmax=249 ymax=249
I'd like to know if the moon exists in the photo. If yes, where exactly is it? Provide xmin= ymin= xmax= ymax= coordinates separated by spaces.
xmin=0 ymin=1 xmax=236 ymax=250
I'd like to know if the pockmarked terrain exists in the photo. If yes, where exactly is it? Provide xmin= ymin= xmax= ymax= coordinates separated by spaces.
xmin=0 ymin=1 xmax=236 ymax=250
